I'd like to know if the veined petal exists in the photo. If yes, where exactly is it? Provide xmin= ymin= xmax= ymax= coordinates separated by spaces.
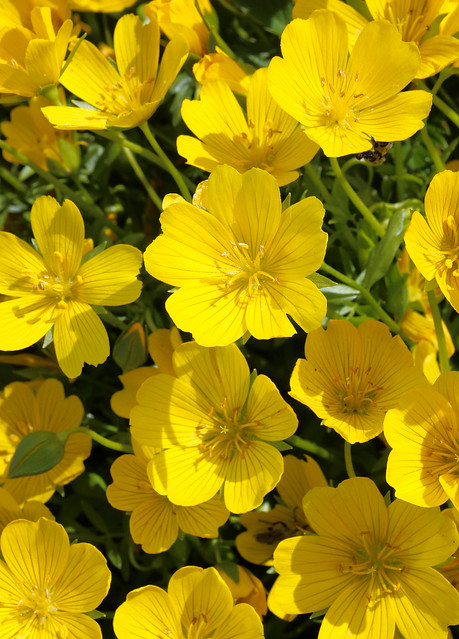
xmin=42 ymin=106 xmax=110 ymax=130
xmin=1 ymin=518 xmax=69 ymax=589
xmin=278 ymin=454 xmax=328 ymax=509
xmin=114 ymin=14 xmax=159 ymax=90
xmin=150 ymin=35 xmax=188 ymax=104
xmin=148 ymin=447 xmax=227 ymax=506
xmin=417 ymin=35 xmax=459 ymax=79
xmin=176 ymin=135 xmax=222 ymax=173
xmin=224 ymin=441 xmax=284 ymax=513
xmin=261 ymin=278 xmax=327 ymax=334
xmin=245 ymin=375 xmax=298 ymax=441
xmin=53 ymin=301 xmax=109 ymax=378
xmin=206 ymin=164 xmax=241 ymax=226
xmin=175 ymin=495 xmax=229 ymax=538
xmin=293 ymin=0 xmax=368 ymax=47
xmin=46 ymin=612 xmax=104 ymax=639
xmin=0 ymin=295 xmax=55 ymax=350
xmin=106 ymin=454 xmax=153 ymax=511
xmin=243 ymin=283 xmax=297 ymax=339
xmin=438 ymin=473 xmax=459 ymax=510
xmin=25 ymin=21 xmax=72 ymax=87
xmin=35 ymin=378 xmax=84 ymax=432
xmin=77 ymin=244 xmax=142 ymax=306
xmin=31 ymin=196 xmax=84 ymax=280
xmin=216 ymin=603 xmax=264 ymax=639
xmin=53 ymin=543 xmax=111 ymax=612
xmin=404 ymin=210 xmax=442 ymax=282
xmin=113 ymin=585 xmax=181 ymax=639
xmin=59 ymin=39 xmax=122 ymax=109
xmin=130 ymin=497 xmax=179 ymax=553
xmin=0 ymin=231 xmax=46 ymax=296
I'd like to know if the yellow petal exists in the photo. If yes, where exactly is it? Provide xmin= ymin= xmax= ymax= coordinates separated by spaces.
xmin=150 ymin=35 xmax=188 ymax=104
xmin=0 ymin=231 xmax=46 ymax=297
xmin=417 ymin=34 xmax=459 ymax=78
xmin=0 ymin=295 xmax=55 ymax=351
xmin=130 ymin=497 xmax=179 ymax=553
xmin=113 ymin=585 xmax=180 ymax=639
xmin=175 ymin=495 xmax=229 ymax=538
xmin=41 ymin=106 xmax=110 ymax=130
xmin=114 ymin=14 xmax=159 ymax=91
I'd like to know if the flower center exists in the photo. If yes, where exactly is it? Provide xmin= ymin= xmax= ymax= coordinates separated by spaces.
xmin=219 ymin=241 xmax=278 ymax=299
xmin=16 ymin=583 xmax=59 ymax=632
xmin=312 ymin=69 xmax=369 ymax=132
xmin=381 ymin=0 xmax=437 ymax=43
xmin=232 ymin=119 xmax=283 ymax=174
xmin=341 ymin=532 xmax=405 ymax=602
xmin=187 ymin=612 xmax=210 ymax=639
xmin=440 ymin=215 xmax=459 ymax=275
xmin=94 ymin=66 xmax=155 ymax=114
xmin=25 ymin=251 xmax=83 ymax=307
xmin=335 ymin=366 xmax=382 ymax=415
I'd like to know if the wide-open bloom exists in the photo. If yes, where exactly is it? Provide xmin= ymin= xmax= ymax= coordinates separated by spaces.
xmin=1 ymin=94 xmax=75 ymax=171
xmin=145 ymin=0 xmax=215 ymax=56
xmin=236 ymin=454 xmax=327 ymax=565
xmin=0 ymin=195 xmax=142 ymax=378
xmin=0 ymin=6 xmax=73 ymax=97
xmin=177 ymin=68 xmax=319 ymax=186
xmin=111 ymin=327 xmax=182 ymax=419
xmin=384 ymin=371 xmax=459 ymax=510
xmin=404 ymin=170 xmax=459 ymax=313
xmin=0 ymin=379 xmax=90 ymax=504
xmin=42 ymin=13 xmax=188 ymax=130
xmin=113 ymin=566 xmax=264 ymax=639
xmin=106 ymin=447 xmax=229 ymax=553
xmin=130 ymin=341 xmax=298 ymax=513
xmin=144 ymin=165 xmax=328 ymax=345
xmin=294 ymin=0 xmax=459 ymax=79
xmin=268 ymin=11 xmax=432 ymax=157
xmin=0 ymin=517 xmax=111 ymax=639
xmin=290 ymin=319 xmax=427 ymax=444
xmin=272 ymin=477 xmax=459 ymax=639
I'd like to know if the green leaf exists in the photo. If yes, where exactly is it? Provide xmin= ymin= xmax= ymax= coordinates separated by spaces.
xmin=363 ymin=209 xmax=405 ymax=289
xmin=8 ymin=431 xmax=67 ymax=478
xmin=307 ymin=273 xmax=337 ymax=289
xmin=86 ymin=610 xmax=106 ymax=620
xmin=113 ymin=325 xmax=147 ymax=373
xmin=263 ymin=440 xmax=293 ymax=452
xmin=281 ymin=192 xmax=291 ymax=211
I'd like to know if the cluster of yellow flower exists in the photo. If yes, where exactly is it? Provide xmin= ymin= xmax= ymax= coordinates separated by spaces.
xmin=0 ymin=0 xmax=458 ymax=638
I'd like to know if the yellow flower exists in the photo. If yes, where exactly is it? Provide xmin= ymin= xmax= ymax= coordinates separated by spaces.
xmin=294 ymin=0 xmax=459 ymax=79
xmin=106 ymin=446 xmax=229 ymax=553
xmin=412 ymin=340 xmax=442 ymax=384
xmin=268 ymin=11 xmax=432 ymax=157
xmin=404 ymin=170 xmax=459 ymax=313
xmin=193 ymin=47 xmax=252 ymax=94
xmin=113 ymin=566 xmax=264 ymax=639
xmin=438 ymin=508 xmax=459 ymax=593
xmin=144 ymin=165 xmax=328 ymax=345
xmin=42 ymin=13 xmax=188 ymax=130
xmin=0 ymin=486 xmax=54 ymax=535
xmin=385 ymin=370 xmax=459 ymax=509
xmin=400 ymin=307 xmax=454 ymax=356
xmin=0 ymin=6 xmax=73 ymax=97
xmin=0 ymin=517 xmax=111 ymax=638
xmin=272 ymin=476 xmax=459 ymax=639
xmin=0 ymin=379 xmax=90 ymax=504
xmin=145 ymin=0 xmax=215 ymax=56
xmin=1 ymin=94 xmax=75 ymax=172
xmin=0 ymin=195 xmax=143 ymax=378
xmin=177 ymin=68 xmax=319 ymax=186
xmin=216 ymin=566 xmax=267 ymax=618
xmin=111 ymin=327 xmax=182 ymax=419
xmin=130 ymin=341 xmax=298 ymax=513
xmin=69 ymin=0 xmax=138 ymax=10
xmin=236 ymin=454 xmax=327 ymax=565
xmin=290 ymin=319 xmax=427 ymax=444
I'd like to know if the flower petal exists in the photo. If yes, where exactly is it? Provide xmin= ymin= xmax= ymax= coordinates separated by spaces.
xmin=0 ymin=295 xmax=55 ymax=351
xmin=0 ymin=231 xmax=45 ymax=297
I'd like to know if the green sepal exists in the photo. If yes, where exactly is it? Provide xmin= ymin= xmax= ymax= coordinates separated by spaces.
xmin=8 ymin=430 xmax=71 ymax=478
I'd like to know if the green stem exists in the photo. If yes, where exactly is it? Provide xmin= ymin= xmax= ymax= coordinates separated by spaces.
xmin=0 ymin=165 xmax=27 ymax=193
xmin=122 ymin=147 xmax=163 ymax=209
xmin=420 ymin=126 xmax=445 ymax=173
xmin=415 ymin=80 xmax=459 ymax=128
xmin=344 ymin=442 xmax=356 ymax=478
xmin=393 ymin=141 xmax=405 ymax=201
xmin=78 ymin=427 xmax=133 ymax=453
xmin=320 ymin=262 xmax=403 ymax=336
xmin=329 ymin=157 xmax=385 ymax=237
xmin=285 ymin=435 xmax=331 ymax=460
xmin=427 ymin=289 xmax=450 ymax=373
xmin=97 ymin=130 xmax=165 ymax=169
xmin=303 ymin=163 xmax=331 ymax=201
xmin=0 ymin=140 xmax=120 ymax=235
xmin=140 ymin=120 xmax=191 ymax=201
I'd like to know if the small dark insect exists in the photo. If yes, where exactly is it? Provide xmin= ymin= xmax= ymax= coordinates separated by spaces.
xmin=356 ymin=138 xmax=393 ymax=165
xmin=254 ymin=521 xmax=297 ymax=545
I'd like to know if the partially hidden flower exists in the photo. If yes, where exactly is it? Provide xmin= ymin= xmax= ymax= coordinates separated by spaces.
xmin=113 ymin=566 xmax=264 ymax=639
xmin=145 ymin=0 xmax=216 ymax=56
xmin=272 ymin=476 xmax=459 ymax=639
xmin=236 ymin=454 xmax=327 ymax=565
xmin=1 ymin=94 xmax=76 ymax=172
xmin=130 ymin=341 xmax=298 ymax=513
xmin=0 ymin=378 xmax=90 ymax=504
xmin=384 ymin=370 xmax=459 ymax=510
xmin=111 ymin=327 xmax=182 ymax=419
xmin=144 ymin=165 xmax=328 ymax=346
xmin=290 ymin=319 xmax=427 ymax=444
xmin=268 ymin=10 xmax=432 ymax=157
xmin=216 ymin=566 xmax=267 ymax=618
xmin=404 ymin=170 xmax=459 ymax=313
xmin=0 ymin=195 xmax=143 ymax=378
xmin=293 ymin=0 xmax=459 ymax=78
xmin=438 ymin=508 xmax=459 ymax=592
xmin=42 ymin=13 xmax=188 ymax=130
xmin=193 ymin=46 xmax=252 ymax=94
xmin=106 ymin=443 xmax=229 ymax=553
xmin=0 ymin=486 xmax=54 ymax=535
xmin=68 ymin=0 xmax=138 ymax=10
xmin=0 ymin=517 xmax=111 ymax=639
xmin=0 ymin=6 xmax=73 ymax=97
xmin=177 ymin=68 xmax=319 ymax=186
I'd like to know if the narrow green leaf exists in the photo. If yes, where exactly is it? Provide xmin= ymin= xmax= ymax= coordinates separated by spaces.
xmin=363 ymin=209 xmax=405 ymax=289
